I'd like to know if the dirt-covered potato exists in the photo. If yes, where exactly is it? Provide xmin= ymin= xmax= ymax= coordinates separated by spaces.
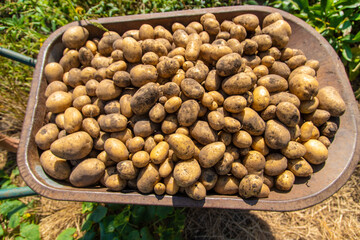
xmin=185 ymin=181 xmax=206 ymax=200
xmin=239 ymin=174 xmax=263 ymax=198
xmin=62 ymin=26 xmax=89 ymax=49
xmin=303 ymin=109 xmax=331 ymax=127
xmin=132 ymin=150 xmax=150 ymax=168
xmin=214 ymin=175 xmax=240 ymax=195
xmin=104 ymin=138 xmax=129 ymax=162
xmin=233 ymin=108 xmax=265 ymax=136
xmin=223 ymin=95 xmax=247 ymax=113
xmin=44 ymin=62 xmax=64 ymax=83
xmin=262 ymin=20 xmax=291 ymax=49
xmin=289 ymin=74 xmax=319 ymax=101
xmin=264 ymin=153 xmax=287 ymax=176
xmin=276 ymin=102 xmax=300 ymax=127
xmin=233 ymin=14 xmax=259 ymax=31
xmin=257 ymin=74 xmax=288 ymax=93
xmin=281 ymin=141 xmax=306 ymax=159
xmin=199 ymin=168 xmax=218 ymax=190
xmin=63 ymin=107 xmax=82 ymax=134
xmin=173 ymin=158 xmax=201 ymax=187
xmin=137 ymin=163 xmax=160 ymax=193
xmin=288 ymin=158 xmax=313 ymax=177
xmin=35 ymin=123 xmax=59 ymax=150
xmin=251 ymin=136 xmax=269 ymax=156
xmin=177 ymin=100 xmax=200 ymax=127
xmin=122 ymin=37 xmax=142 ymax=63
xmin=150 ymin=141 xmax=169 ymax=164
xmin=69 ymin=158 xmax=105 ymax=187
xmin=105 ymin=174 xmax=127 ymax=191
xmin=117 ymin=160 xmax=138 ymax=180
xmin=269 ymin=92 xmax=300 ymax=108
xmin=190 ymin=121 xmax=217 ymax=145
xmin=45 ymin=81 xmax=68 ymax=98
xmin=198 ymin=142 xmax=226 ymax=168
xmin=40 ymin=150 xmax=71 ymax=180
xmin=98 ymin=113 xmax=127 ymax=132
xmin=130 ymin=83 xmax=160 ymax=115
xmin=180 ymin=78 xmax=205 ymax=99
xmin=222 ymin=73 xmax=253 ymax=95
xmin=46 ymin=91 xmax=72 ymax=113
xmin=264 ymin=119 xmax=291 ymax=149
xmin=130 ymin=64 xmax=158 ymax=87
xmin=126 ymin=137 xmax=145 ymax=153
xmin=275 ymin=170 xmax=295 ymax=191
xmin=243 ymin=150 xmax=266 ymax=174
xmin=215 ymin=152 xmax=234 ymax=175
xmin=316 ymin=86 xmax=346 ymax=117
xmin=232 ymin=130 xmax=252 ymax=148
xmin=251 ymin=86 xmax=270 ymax=111
xmin=50 ymin=131 xmax=93 ymax=160
xmin=167 ymin=133 xmax=195 ymax=160
xmin=216 ymin=53 xmax=242 ymax=77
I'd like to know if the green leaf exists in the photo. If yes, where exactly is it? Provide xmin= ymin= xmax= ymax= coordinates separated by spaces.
xmin=9 ymin=213 xmax=21 ymax=228
xmin=0 ymin=225 xmax=4 ymax=237
xmin=15 ymin=237 xmax=25 ymax=240
xmin=0 ymin=200 xmax=26 ymax=217
xmin=296 ymin=0 xmax=309 ymax=10
xmin=130 ymin=206 xmax=146 ymax=225
xmin=20 ymin=223 xmax=40 ymax=240
xmin=82 ymin=202 xmax=95 ymax=214
xmin=145 ymin=206 xmax=156 ymax=222
xmin=81 ymin=219 xmax=93 ymax=231
xmin=81 ymin=231 xmax=96 ymax=240
xmin=140 ymin=227 xmax=154 ymax=240
xmin=353 ymin=31 xmax=360 ymax=42
xmin=321 ymin=0 xmax=333 ymax=14
xmin=56 ymin=228 xmax=76 ymax=240
xmin=128 ymin=230 xmax=140 ymax=239
xmin=89 ymin=205 xmax=108 ymax=223
xmin=342 ymin=44 xmax=353 ymax=61
xmin=155 ymin=206 xmax=173 ymax=219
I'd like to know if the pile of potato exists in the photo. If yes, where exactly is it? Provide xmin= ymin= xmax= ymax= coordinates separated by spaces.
xmin=35 ymin=12 xmax=346 ymax=200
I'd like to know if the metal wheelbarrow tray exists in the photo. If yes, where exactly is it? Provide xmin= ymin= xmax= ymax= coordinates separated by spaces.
xmin=17 ymin=5 xmax=360 ymax=211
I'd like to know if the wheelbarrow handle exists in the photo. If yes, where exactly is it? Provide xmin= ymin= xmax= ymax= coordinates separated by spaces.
xmin=0 ymin=187 xmax=36 ymax=200
xmin=0 ymin=47 xmax=37 ymax=67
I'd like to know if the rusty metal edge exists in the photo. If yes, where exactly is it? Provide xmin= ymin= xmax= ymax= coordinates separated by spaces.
xmin=17 ymin=5 xmax=360 ymax=211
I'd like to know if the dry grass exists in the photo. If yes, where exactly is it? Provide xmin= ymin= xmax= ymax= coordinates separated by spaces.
xmin=184 ymin=164 xmax=360 ymax=240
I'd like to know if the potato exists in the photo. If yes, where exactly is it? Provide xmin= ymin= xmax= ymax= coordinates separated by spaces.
xmin=157 ymin=157 xmax=173 ymax=178
xmin=239 ymin=174 xmax=263 ymax=198
xmin=185 ymin=63 xmax=209 ymax=83
xmin=130 ymin=83 xmax=160 ymax=115
xmin=62 ymin=26 xmax=89 ymax=49
xmin=44 ymin=62 xmax=64 ymax=83
xmin=40 ymin=150 xmax=71 ymax=180
xmin=257 ymin=74 xmax=288 ymax=93
xmin=251 ymin=86 xmax=270 ymax=111
xmin=133 ymin=119 xmax=155 ymax=138
xmin=104 ymin=138 xmax=129 ymax=162
xmin=98 ymin=113 xmax=127 ymax=133
xmin=130 ymin=64 xmax=158 ymax=87
xmin=149 ymin=103 xmax=166 ymax=123
xmin=180 ymin=78 xmax=205 ymax=99
xmin=122 ymin=37 xmax=142 ymax=63
xmin=281 ymin=141 xmax=306 ymax=159
xmin=203 ymin=17 xmax=220 ymax=35
xmin=262 ymin=20 xmax=291 ymax=49
xmin=164 ymin=174 xmax=179 ymax=195
xmin=208 ymin=91 xmax=224 ymax=106
xmin=215 ymin=152 xmax=234 ymax=175
xmin=199 ymin=168 xmax=218 ymax=191
xmin=141 ymin=39 xmax=167 ymax=57
xmin=242 ymin=150 xmax=265 ymax=174
xmin=260 ymin=105 xmax=277 ymax=121
xmin=251 ymin=136 xmax=270 ymax=156
xmin=139 ymin=24 xmax=154 ymax=40
xmin=263 ymin=153 xmax=287 ymax=176
xmin=150 ymin=141 xmax=169 ymax=164
xmin=288 ymin=158 xmax=313 ymax=177
xmin=167 ymin=133 xmax=195 ymax=160
xmin=177 ymin=100 xmax=200 ymax=127
xmin=73 ymin=95 xmax=91 ymax=111
xmin=286 ymin=55 xmax=307 ymax=69
xmin=59 ymin=50 xmax=80 ymax=72
xmin=152 ymin=182 xmax=165 ymax=195
xmin=299 ymin=97 xmax=319 ymax=114
xmin=207 ymin=111 xmax=225 ymax=131
xmin=96 ymin=79 xmax=121 ymax=101
xmin=320 ymin=121 xmax=338 ymax=138
xmin=185 ymin=182 xmax=206 ymax=200
xmin=112 ymin=71 xmax=131 ymax=88
xmin=137 ymin=163 xmax=160 ymax=193
xmin=216 ymin=53 xmax=242 ymax=77
xmin=173 ymin=158 xmax=201 ymax=187
xmin=141 ymin=52 xmax=159 ymax=66
xmin=62 ymin=107 xmax=82 ymax=134
xmin=45 ymin=81 xmax=68 ymax=99
xmin=264 ymin=119 xmax=291 ymax=149
xmin=316 ymin=86 xmax=346 ymax=117
xmin=275 ymin=170 xmax=295 ymax=191
xmin=50 ymin=131 xmax=92 ymax=160
xmin=97 ymin=151 xmax=116 ymax=167
xmin=232 ymin=130 xmax=252 ymax=149
xmin=252 ymin=34 xmax=272 ymax=52
xmin=164 ymin=97 xmax=182 ymax=113
xmin=105 ymin=174 xmax=127 ymax=191
xmin=233 ymin=108 xmax=265 ymax=136
xmin=303 ymin=139 xmax=328 ymax=164
xmin=318 ymin=136 xmax=331 ymax=148
xmin=117 ymin=160 xmax=138 ymax=180
xmin=276 ymin=102 xmax=300 ymax=127
xmin=35 ymin=123 xmax=59 ymax=150
xmin=198 ymin=142 xmax=226 ymax=168
xmin=258 ymin=184 xmax=270 ymax=198
xmin=90 ymin=56 xmax=112 ymax=69
xmin=161 ymin=114 xmax=178 ymax=134
xmin=303 ymin=109 xmax=331 ymax=127
xmin=269 ymin=93 xmax=300 ymax=109
xmin=93 ymin=131 xmax=110 ymax=150
xmin=69 ymin=158 xmax=105 ymax=187
xmin=289 ymin=74 xmax=319 ymax=101
xmin=204 ymin=70 xmax=222 ymax=91
xmin=261 ymin=55 xmax=275 ymax=68
xmin=214 ymin=175 xmax=240 ymax=195
xmin=233 ymin=14 xmax=259 ymax=31
xmin=223 ymin=95 xmax=247 ymax=113
xmin=262 ymin=12 xmax=283 ymax=28
xmin=46 ymin=91 xmax=72 ymax=113
xmin=126 ymin=137 xmax=145 ymax=153
xmin=132 ymin=151 xmax=150 ymax=168
xmin=268 ymin=61 xmax=291 ymax=79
